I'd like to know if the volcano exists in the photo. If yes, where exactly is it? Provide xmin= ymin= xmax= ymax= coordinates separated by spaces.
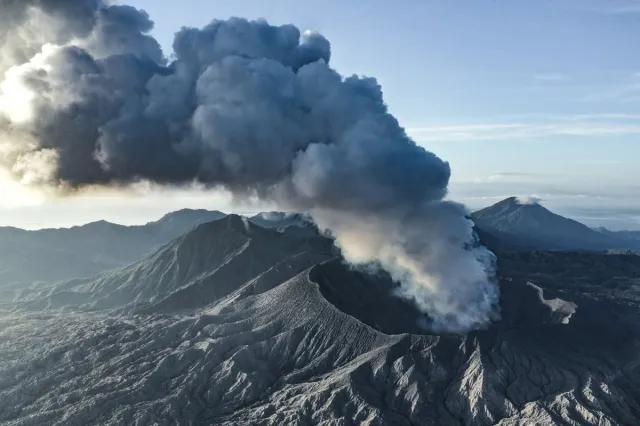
xmin=471 ymin=197 xmax=638 ymax=251
xmin=1 ymin=215 xmax=638 ymax=425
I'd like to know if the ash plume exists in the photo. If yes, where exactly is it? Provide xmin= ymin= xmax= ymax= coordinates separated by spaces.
xmin=0 ymin=1 xmax=499 ymax=331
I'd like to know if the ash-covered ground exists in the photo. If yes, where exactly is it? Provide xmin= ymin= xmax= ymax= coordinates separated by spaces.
xmin=0 ymin=216 xmax=639 ymax=425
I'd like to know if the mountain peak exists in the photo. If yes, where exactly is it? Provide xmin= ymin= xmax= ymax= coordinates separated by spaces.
xmin=495 ymin=196 xmax=542 ymax=209
xmin=471 ymin=197 xmax=631 ymax=251
xmin=474 ymin=196 xmax=544 ymax=220
xmin=222 ymin=214 xmax=252 ymax=233
xmin=154 ymin=208 xmax=226 ymax=224
xmin=514 ymin=195 xmax=542 ymax=205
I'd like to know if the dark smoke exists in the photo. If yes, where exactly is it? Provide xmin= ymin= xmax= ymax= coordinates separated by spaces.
xmin=0 ymin=1 xmax=499 ymax=332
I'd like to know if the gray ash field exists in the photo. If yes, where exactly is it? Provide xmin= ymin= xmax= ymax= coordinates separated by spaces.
xmin=1 ymin=216 xmax=638 ymax=425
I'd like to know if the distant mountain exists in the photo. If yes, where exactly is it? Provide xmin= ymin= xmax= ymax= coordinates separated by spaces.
xmin=0 ymin=208 xmax=227 ymax=287
xmin=12 ymin=214 xmax=336 ymax=312
xmin=595 ymin=227 xmax=640 ymax=242
xmin=471 ymin=197 xmax=639 ymax=251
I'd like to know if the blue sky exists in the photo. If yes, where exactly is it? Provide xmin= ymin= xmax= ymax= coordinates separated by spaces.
xmin=2 ymin=0 xmax=640 ymax=229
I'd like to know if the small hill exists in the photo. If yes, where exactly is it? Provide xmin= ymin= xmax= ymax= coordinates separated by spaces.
xmin=471 ymin=197 xmax=638 ymax=251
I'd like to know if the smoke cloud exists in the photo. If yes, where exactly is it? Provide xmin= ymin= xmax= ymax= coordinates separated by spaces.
xmin=516 ymin=195 xmax=543 ymax=205
xmin=0 ymin=1 xmax=499 ymax=332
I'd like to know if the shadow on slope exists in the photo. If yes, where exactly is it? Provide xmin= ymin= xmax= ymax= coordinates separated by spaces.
xmin=497 ymin=250 xmax=640 ymax=350
xmin=310 ymin=259 xmax=427 ymax=335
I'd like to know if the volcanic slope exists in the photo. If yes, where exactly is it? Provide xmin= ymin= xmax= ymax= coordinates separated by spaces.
xmin=9 ymin=215 xmax=335 ymax=313
xmin=0 ymin=218 xmax=639 ymax=425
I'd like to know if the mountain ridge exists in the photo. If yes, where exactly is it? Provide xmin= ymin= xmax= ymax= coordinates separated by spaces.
xmin=2 ymin=198 xmax=636 ymax=291
xmin=0 ymin=209 xmax=227 ymax=287
xmin=9 ymin=214 xmax=336 ymax=314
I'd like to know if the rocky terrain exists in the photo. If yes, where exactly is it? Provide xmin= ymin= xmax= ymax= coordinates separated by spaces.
xmin=0 ymin=214 xmax=638 ymax=425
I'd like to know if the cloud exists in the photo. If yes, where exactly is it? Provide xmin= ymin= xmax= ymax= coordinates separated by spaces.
xmin=585 ymin=160 xmax=623 ymax=166
xmin=533 ymin=73 xmax=566 ymax=82
xmin=486 ymin=173 xmax=525 ymax=182
xmin=484 ymin=172 xmax=559 ymax=183
xmin=515 ymin=195 xmax=542 ymax=205
xmin=0 ymin=171 xmax=45 ymax=208
xmin=580 ymin=73 xmax=640 ymax=103
xmin=454 ymin=179 xmax=640 ymax=200
xmin=407 ymin=113 xmax=640 ymax=142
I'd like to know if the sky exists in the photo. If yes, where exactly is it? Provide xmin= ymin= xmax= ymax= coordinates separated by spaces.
xmin=1 ymin=0 xmax=639 ymax=229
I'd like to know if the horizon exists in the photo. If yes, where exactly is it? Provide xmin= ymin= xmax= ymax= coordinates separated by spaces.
xmin=1 ymin=1 xmax=639 ymax=230
xmin=4 ymin=196 xmax=636 ymax=233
